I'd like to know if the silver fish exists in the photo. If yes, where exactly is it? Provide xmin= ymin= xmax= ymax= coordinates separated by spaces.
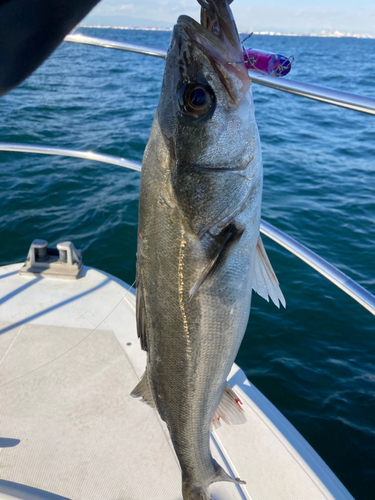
xmin=132 ymin=1 xmax=285 ymax=499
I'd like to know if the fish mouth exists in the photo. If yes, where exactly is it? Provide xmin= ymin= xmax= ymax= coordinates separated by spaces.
xmin=176 ymin=0 xmax=250 ymax=100
xmin=179 ymin=0 xmax=241 ymax=58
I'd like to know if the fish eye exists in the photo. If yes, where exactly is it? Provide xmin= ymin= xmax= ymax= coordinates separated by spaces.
xmin=187 ymin=86 xmax=207 ymax=108
xmin=179 ymin=83 xmax=215 ymax=120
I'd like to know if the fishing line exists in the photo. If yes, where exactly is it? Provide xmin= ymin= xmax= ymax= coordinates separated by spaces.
xmin=0 ymin=280 xmax=136 ymax=388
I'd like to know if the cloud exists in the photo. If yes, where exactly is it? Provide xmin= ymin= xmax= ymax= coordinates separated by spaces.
xmin=85 ymin=0 xmax=375 ymax=35
xmin=86 ymin=0 xmax=200 ymax=23
xmin=231 ymin=4 xmax=375 ymax=34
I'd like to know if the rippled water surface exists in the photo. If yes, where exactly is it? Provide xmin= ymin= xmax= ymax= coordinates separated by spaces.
xmin=0 ymin=28 xmax=374 ymax=499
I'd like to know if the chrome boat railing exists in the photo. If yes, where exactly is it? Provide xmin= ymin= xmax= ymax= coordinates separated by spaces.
xmin=65 ymin=34 xmax=375 ymax=116
xmin=1 ymin=142 xmax=374 ymax=316
xmin=65 ymin=34 xmax=167 ymax=59
xmin=0 ymin=143 xmax=141 ymax=171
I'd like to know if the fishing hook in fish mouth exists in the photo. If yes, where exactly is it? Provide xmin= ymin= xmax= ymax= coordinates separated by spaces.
xmin=226 ymin=32 xmax=254 ymax=66
xmin=227 ymin=33 xmax=253 ymax=66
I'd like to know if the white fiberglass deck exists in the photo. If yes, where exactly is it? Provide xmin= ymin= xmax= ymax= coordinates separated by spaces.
xmin=0 ymin=263 xmax=353 ymax=500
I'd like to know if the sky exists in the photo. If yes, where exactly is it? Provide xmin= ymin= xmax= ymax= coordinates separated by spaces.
xmin=83 ymin=0 xmax=375 ymax=35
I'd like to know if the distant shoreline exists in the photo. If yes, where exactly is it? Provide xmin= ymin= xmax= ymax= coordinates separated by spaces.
xmin=79 ymin=25 xmax=375 ymax=39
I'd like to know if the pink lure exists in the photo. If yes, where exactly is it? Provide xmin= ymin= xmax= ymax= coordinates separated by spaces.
xmin=243 ymin=48 xmax=294 ymax=77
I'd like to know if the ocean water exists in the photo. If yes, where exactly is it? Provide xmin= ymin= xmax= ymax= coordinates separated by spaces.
xmin=0 ymin=27 xmax=374 ymax=499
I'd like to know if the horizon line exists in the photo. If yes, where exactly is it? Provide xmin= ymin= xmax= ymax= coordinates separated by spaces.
xmin=78 ymin=25 xmax=375 ymax=39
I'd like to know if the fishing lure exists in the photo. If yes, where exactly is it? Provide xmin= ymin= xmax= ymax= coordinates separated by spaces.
xmin=237 ymin=32 xmax=294 ymax=77
xmin=243 ymin=47 xmax=294 ymax=77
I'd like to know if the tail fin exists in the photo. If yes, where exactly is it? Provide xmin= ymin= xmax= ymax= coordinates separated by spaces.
xmin=182 ymin=484 xmax=212 ymax=500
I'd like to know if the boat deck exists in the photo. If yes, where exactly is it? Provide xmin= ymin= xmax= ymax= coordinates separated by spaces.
xmin=0 ymin=264 xmax=353 ymax=500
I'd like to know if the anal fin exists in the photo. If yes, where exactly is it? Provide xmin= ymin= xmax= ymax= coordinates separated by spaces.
xmin=130 ymin=370 xmax=155 ymax=408
xmin=211 ymin=384 xmax=246 ymax=430
xmin=252 ymin=235 xmax=286 ymax=308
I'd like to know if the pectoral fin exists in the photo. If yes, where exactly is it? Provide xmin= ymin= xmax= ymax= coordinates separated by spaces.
xmin=252 ymin=236 xmax=286 ymax=308
xmin=189 ymin=223 xmax=243 ymax=300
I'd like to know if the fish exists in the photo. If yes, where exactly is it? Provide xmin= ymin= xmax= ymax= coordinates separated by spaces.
xmin=131 ymin=1 xmax=285 ymax=499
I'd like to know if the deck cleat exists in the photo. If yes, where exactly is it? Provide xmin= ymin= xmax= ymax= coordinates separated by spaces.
xmin=19 ymin=239 xmax=83 ymax=280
